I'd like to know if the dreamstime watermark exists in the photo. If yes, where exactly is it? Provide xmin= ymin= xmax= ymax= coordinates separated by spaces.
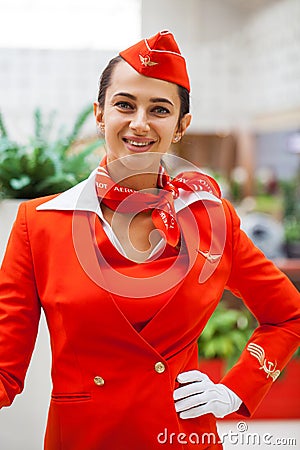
xmin=157 ymin=422 xmax=297 ymax=446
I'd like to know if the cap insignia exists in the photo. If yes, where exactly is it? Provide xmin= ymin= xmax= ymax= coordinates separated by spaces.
xmin=139 ymin=54 xmax=158 ymax=67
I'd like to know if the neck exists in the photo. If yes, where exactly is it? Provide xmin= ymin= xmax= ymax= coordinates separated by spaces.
xmin=119 ymin=173 xmax=159 ymax=191
xmin=106 ymin=154 xmax=161 ymax=190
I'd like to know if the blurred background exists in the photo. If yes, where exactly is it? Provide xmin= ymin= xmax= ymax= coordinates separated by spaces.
xmin=0 ymin=0 xmax=299 ymax=448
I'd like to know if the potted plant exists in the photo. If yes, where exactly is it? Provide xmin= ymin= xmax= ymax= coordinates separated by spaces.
xmin=0 ymin=106 xmax=104 ymax=261
xmin=0 ymin=106 xmax=102 ymax=199
xmin=281 ymin=179 xmax=300 ymax=258
xmin=198 ymin=301 xmax=255 ymax=378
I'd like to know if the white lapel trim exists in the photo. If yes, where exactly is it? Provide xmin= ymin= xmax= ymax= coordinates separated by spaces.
xmin=36 ymin=169 xmax=100 ymax=214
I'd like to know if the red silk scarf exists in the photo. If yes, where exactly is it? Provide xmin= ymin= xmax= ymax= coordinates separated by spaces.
xmin=95 ymin=157 xmax=221 ymax=247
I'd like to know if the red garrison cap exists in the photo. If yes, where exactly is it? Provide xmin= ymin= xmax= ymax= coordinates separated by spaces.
xmin=119 ymin=30 xmax=190 ymax=92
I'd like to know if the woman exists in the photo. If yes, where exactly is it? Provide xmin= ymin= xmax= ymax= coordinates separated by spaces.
xmin=0 ymin=30 xmax=299 ymax=450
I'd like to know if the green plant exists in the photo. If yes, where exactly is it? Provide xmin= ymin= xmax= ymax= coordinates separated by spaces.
xmin=284 ymin=217 xmax=300 ymax=243
xmin=198 ymin=302 xmax=255 ymax=369
xmin=281 ymin=179 xmax=300 ymax=217
xmin=281 ymin=178 xmax=300 ymax=244
xmin=0 ymin=106 xmax=102 ymax=199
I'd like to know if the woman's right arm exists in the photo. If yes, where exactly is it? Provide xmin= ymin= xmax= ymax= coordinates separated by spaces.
xmin=0 ymin=202 xmax=41 ymax=408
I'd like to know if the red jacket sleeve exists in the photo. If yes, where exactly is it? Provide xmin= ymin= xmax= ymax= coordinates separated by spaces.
xmin=0 ymin=202 xmax=41 ymax=408
xmin=221 ymin=199 xmax=300 ymax=417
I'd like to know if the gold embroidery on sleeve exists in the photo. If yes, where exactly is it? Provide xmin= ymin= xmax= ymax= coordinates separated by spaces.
xmin=247 ymin=343 xmax=280 ymax=381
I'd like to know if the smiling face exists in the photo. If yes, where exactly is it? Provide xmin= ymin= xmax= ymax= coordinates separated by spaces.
xmin=94 ymin=59 xmax=191 ymax=172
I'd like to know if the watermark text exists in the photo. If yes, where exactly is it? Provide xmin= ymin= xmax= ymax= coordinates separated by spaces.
xmin=157 ymin=422 xmax=297 ymax=446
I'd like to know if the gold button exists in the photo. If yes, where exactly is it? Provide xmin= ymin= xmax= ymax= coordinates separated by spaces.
xmin=154 ymin=362 xmax=165 ymax=374
xmin=94 ymin=376 xmax=105 ymax=386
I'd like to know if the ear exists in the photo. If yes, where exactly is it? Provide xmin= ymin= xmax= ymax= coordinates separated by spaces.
xmin=93 ymin=102 xmax=104 ymax=126
xmin=173 ymin=113 xmax=192 ymax=143
xmin=179 ymin=113 xmax=192 ymax=137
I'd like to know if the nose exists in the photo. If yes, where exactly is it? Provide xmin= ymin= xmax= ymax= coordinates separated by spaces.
xmin=129 ymin=108 xmax=150 ymax=134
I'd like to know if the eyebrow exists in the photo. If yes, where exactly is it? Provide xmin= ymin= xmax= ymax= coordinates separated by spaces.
xmin=113 ymin=92 xmax=174 ymax=106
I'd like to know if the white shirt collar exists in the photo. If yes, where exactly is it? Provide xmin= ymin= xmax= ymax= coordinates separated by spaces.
xmin=36 ymin=168 xmax=221 ymax=261
xmin=36 ymin=168 xmax=221 ymax=217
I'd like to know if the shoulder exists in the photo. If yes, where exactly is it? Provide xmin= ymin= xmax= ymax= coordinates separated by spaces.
xmin=15 ymin=194 xmax=62 ymax=228
xmin=18 ymin=194 xmax=61 ymax=216
xmin=23 ymin=193 xmax=60 ymax=209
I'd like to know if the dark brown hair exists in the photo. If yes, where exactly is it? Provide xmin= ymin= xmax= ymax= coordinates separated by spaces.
xmin=97 ymin=55 xmax=190 ymax=130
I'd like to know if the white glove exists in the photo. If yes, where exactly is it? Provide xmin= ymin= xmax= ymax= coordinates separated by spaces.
xmin=173 ymin=370 xmax=242 ymax=419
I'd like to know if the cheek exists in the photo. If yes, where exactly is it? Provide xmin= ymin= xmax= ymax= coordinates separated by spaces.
xmin=104 ymin=118 xmax=124 ymax=143
xmin=109 ymin=113 xmax=130 ymax=132
xmin=160 ymin=119 xmax=178 ymax=141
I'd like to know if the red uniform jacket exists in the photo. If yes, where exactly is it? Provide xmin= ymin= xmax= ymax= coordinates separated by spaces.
xmin=0 ymin=173 xmax=300 ymax=450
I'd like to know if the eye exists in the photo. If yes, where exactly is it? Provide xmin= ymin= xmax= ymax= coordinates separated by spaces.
xmin=114 ymin=101 xmax=134 ymax=111
xmin=152 ymin=106 xmax=170 ymax=115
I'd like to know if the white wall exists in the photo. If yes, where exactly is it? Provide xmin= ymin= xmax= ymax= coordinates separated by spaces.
xmin=1 ymin=1 xmax=299 ymax=141
xmin=142 ymin=0 xmax=300 ymax=132
xmin=0 ymin=48 xmax=115 ymax=141
xmin=142 ymin=0 xmax=247 ymax=46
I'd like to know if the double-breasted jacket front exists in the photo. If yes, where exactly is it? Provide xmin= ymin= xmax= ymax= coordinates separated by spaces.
xmin=0 ymin=169 xmax=299 ymax=449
